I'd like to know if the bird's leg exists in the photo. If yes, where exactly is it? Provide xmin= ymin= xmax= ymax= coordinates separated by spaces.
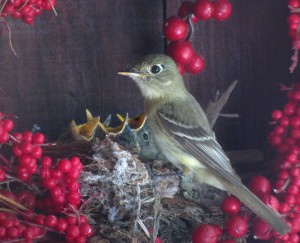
xmin=144 ymin=161 xmax=182 ymax=180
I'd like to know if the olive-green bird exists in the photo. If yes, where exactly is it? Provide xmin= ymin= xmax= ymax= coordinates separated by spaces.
xmin=118 ymin=54 xmax=290 ymax=235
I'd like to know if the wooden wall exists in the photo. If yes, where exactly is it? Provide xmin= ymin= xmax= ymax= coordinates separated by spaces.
xmin=0 ymin=0 xmax=292 ymax=152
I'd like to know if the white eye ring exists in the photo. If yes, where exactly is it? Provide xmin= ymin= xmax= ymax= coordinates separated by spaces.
xmin=150 ymin=64 xmax=165 ymax=74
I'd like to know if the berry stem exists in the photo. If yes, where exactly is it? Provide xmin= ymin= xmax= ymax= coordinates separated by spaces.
xmin=0 ymin=16 xmax=17 ymax=56
xmin=0 ymin=0 xmax=8 ymax=13
xmin=185 ymin=14 xmax=195 ymax=42
xmin=48 ymin=0 xmax=57 ymax=16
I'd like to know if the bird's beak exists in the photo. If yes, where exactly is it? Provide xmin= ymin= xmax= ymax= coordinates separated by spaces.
xmin=118 ymin=70 xmax=141 ymax=78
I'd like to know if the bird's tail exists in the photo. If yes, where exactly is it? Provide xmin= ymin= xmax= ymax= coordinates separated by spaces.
xmin=225 ymin=182 xmax=290 ymax=235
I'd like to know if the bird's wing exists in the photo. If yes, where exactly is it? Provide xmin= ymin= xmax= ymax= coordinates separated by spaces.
xmin=155 ymin=102 xmax=242 ymax=186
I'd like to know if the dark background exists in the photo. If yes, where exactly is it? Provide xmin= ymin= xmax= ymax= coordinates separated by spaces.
xmin=0 ymin=0 xmax=293 ymax=152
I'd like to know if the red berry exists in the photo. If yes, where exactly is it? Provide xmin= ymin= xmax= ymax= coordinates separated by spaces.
xmin=178 ymin=1 xmax=193 ymax=17
xmin=2 ymin=119 xmax=14 ymax=131
xmin=67 ymin=168 xmax=81 ymax=179
xmin=22 ymin=16 xmax=34 ymax=25
xmin=0 ymin=219 xmax=14 ymax=227
xmin=21 ymin=142 xmax=33 ymax=154
xmin=31 ymin=146 xmax=42 ymax=159
xmin=271 ymin=110 xmax=283 ymax=120
xmin=9 ymin=0 xmax=22 ymax=7
xmin=17 ymin=224 xmax=26 ymax=235
xmin=57 ymin=158 xmax=72 ymax=173
xmin=67 ymin=180 xmax=80 ymax=192
xmin=70 ymin=156 xmax=82 ymax=171
xmin=192 ymin=224 xmax=222 ymax=243
xmin=13 ymin=145 xmax=23 ymax=156
xmin=0 ymin=169 xmax=6 ymax=182
xmin=32 ymin=132 xmax=45 ymax=144
xmin=79 ymin=215 xmax=88 ymax=224
xmin=42 ymin=178 xmax=58 ymax=190
xmin=41 ymin=156 xmax=52 ymax=167
xmin=278 ymin=203 xmax=290 ymax=214
xmin=40 ymin=167 xmax=51 ymax=179
xmin=79 ymin=223 xmax=93 ymax=237
xmin=289 ymin=0 xmax=300 ymax=8
xmin=56 ymin=218 xmax=68 ymax=232
xmin=285 ymin=194 xmax=296 ymax=205
xmin=0 ymin=131 xmax=9 ymax=143
xmin=184 ymin=53 xmax=205 ymax=74
xmin=166 ymin=41 xmax=194 ymax=65
xmin=213 ymin=0 xmax=232 ymax=21
xmin=290 ymin=116 xmax=300 ymax=128
xmin=279 ymin=116 xmax=290 ymax=127
xmin=52 ymin=194 xmax=66 ymax=205
xmin=7 ymin=226 xmax=19 ymax=238
xmin=66 ymin=215 xmax=77 ymax=225
xmin=42 ymin=0 xmax=56 ymax=10
xmin=291 ymin=167 xmax=300 ymax=176
xmin=287 ymin=184 xmax=299 ymax=195
xmin=66 ymin=225 xmax=80 ymax=238
xmin=248 ymin=176 xmax=272 ymax=197
xmin=261 ymin=194 xmax=279 ymax=211
xmin=193 ymin=0 xmax=214 ymax=21
xmin=221 ymin=196 xmax=240 ymax=214
xmin=225 ymin=215 xmax=247 ymax=238
xmin=2 ymin=3 xmax=15 ymax=14
xmin=45 ymin=215 xmax=58 ymax=227
xmin=67 ymin=191 xmax=81 ymax=206
xmin=33 ymin=215 xmax=45 ymax=225
xmin=284 ymin=102 xmax=297 ymax=116
xmin=252 ymin=217 xmax=272 ymax=240
xmin=51 ymin=168 xmax=63 ymax=179
xmin=292 ymin=176 xmax=300 ymax=186
xmin=22 ymin=227 xmax=36 ymax=239
xmin=164 ymin=16 xmax=188 ymax=41
xmin=50 ymin=186 xmax=63 ymax=197
xmin=74 ymin=236 xmax=87 ymax=243
xmin=22 ymin=131 xmax=33 ymax=142
xmin=16 ymin=166 xmax=30 ymax=181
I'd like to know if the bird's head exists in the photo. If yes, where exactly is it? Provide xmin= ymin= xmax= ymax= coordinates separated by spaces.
xmin=118 ymin=54 xmax=186 ymax=100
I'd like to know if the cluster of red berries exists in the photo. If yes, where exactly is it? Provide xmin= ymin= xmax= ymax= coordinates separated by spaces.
xmin=267 ymin=84 xmax=300 ymax=242
xmin=0 ymin=202 xmax=92 ymax=242
xmin=12 ymin=131 xmax=45 ymax=181
xmin=193 ymin=85 xmax=300 ymax=242
xmin=0 ymin=112 xmax=93 ymax=242
xmin=163 ymin=0 xmax=232 ymax=75
xmin=287 ymin=0 xmax=300 ymax=72
xmin=38 ymin=156 xmax=83 ymax=213
xmin=192 ymin=175 xmax=282 ymax=243
xmin=1 ymin=0 xmax=56 ymax=25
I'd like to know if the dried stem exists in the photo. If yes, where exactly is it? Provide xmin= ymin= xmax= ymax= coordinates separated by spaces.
xmin=0 ymin=193 xmax=28 ymax=211
xmin=48 ymin=0 xmax=57 ymax=16
xmin=0 ymin=16 xmax=17 ymax=55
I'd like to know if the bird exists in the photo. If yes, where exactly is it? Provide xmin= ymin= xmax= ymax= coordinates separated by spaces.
xmin=118 ymin=54 xmax=290 ymax=235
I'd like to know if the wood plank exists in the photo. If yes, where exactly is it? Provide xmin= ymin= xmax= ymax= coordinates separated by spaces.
xmin=165 ymin=0 xmax=291 ymax=150
xmin=0 ymin=0 xmax=164 ymax=139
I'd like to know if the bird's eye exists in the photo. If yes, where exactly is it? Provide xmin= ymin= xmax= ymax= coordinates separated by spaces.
xmin=150 ymin=64 xmax=164 ymax=74
xmin=143 ymin=133 xmax=149 ymax=140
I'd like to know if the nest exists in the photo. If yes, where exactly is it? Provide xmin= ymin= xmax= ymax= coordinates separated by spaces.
xmin=47 ymin=138 xmax=225 ymax=243
xmin=44 ymin=80 xmax=264 ymax=242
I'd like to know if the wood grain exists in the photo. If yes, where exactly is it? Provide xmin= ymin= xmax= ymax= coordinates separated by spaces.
xmin=0 ymin=0 xmax=292 ymax=153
